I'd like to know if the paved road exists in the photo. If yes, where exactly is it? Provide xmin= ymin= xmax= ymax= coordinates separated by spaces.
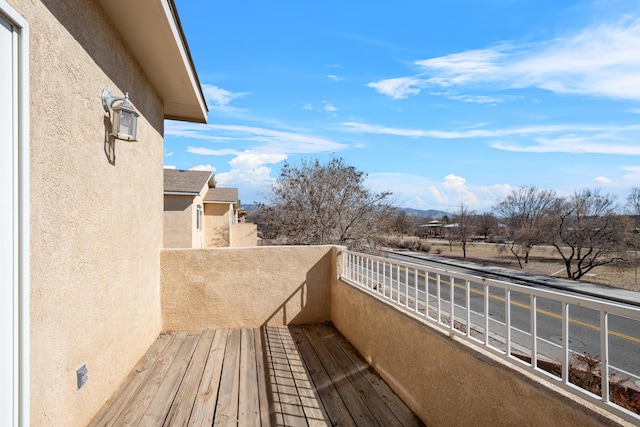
xmin=380 ymin=252 xmax=640 ymax=387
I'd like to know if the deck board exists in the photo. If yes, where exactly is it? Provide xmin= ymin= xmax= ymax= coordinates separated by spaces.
xmin=89 ymin=324 xmax=425 ymax=427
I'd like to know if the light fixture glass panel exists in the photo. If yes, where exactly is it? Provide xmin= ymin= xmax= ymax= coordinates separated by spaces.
xmin=117 ymin=110 xmax=137 ymax=140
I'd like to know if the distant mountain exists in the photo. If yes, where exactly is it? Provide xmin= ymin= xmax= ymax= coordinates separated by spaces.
xmin=244 ymin=203 xmax=450 ymax=219
xmin=398 ymin=208 xmax=451 ymax=219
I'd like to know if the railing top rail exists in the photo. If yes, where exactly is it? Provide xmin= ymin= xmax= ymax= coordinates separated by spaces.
xmin=342 ymin=250 xmax=640 ymax=320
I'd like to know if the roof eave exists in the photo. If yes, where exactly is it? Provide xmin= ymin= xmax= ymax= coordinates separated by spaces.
xmin=97 ymin=0 xmax=208 ymax=124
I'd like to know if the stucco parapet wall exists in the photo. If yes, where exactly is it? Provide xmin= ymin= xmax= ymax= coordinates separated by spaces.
xmin=332 ymin=278 xmax=632 ymax=427
xmin=161 ymin=246 xmax=339 ymax=330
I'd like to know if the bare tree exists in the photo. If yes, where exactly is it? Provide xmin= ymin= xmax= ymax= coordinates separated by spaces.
xmin=544 ymin=189 xmax=628 ymax=280
xmin=493 ymin=186 xmax=556 ymax=268
xmin=476 ymin=212 xmax=498 ymax=242
xmin=392 ymin=210 xmax=413 ymax=238
xmin=452 ymin=201 xmax=477 ymax=258
xmin=259 ymin=156 xmax=394 ymax=251
xmin=627 ymin=187 xmax=640 ymax=219
xmin=626 ymin=187 xmax=640 ymax=287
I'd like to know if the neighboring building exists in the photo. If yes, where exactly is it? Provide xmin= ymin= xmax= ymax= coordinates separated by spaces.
xmin=164 ymin=168 xmax=257 ymax=248
xmin=163 ymin=169 xmax=214 ymax=248
xmin=1 ymin=0 xmax=207 ymax=425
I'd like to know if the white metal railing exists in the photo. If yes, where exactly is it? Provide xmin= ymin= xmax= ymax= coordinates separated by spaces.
xmin=340 ymin=250 xmax=640 ymax=424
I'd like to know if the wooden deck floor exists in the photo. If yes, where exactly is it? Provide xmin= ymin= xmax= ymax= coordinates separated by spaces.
xmin=89 ymin=323 xmax=425 ymax=426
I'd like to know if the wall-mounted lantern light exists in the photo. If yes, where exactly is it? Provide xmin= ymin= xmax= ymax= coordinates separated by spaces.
xmin=102 ymin=89 xmax=139 ymax=141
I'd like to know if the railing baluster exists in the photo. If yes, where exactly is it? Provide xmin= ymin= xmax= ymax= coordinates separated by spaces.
xmin=484 ymin=282 xmax=489 ymax=347
xmin=506 ymin=289 xmax=512 ymax=356
xmin=531 ymin=294 xmax=537 ymax=369
xmin=466 ymin=280 xmax=471 ymax=338
xmin=450 ymin=277 xmax=455 ymax=331
xmin=338 ymin=250 xmax=640 ymax=424
xmin=425 ymin=271 xmax=430 ymax=318
xmin=405 ymin=266 xmax=409 ymax=309
xmin=437 ymin=273 xmax=442 ymax=324
xmin=397 ymin=264 xmax=401 ymax=304
xmin=600 ymin=310 xmax=609 ymax=404
xmin=562 ymin=302 xmax=569 ymax=384
xmin=414 ymin=269 xmax=419 ymax=313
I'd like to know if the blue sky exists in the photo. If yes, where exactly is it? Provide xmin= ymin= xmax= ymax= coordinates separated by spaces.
xmin=167 ymin=0 xmax=640 ymax=212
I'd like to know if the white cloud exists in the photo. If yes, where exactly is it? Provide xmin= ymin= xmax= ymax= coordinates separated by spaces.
xmin=202 ymin=84 xmax=248 ymax=106
xmin=323 ymin=101 xmax=338 ymax=113
xmin=165 ymin=151 xmax=174 ymax=157
xmin=430 ymin=91 xmax=505 ymax=104
xmin=215 ymin=151 xmax=287 ymax=187
xmin=187 ymin=147 xmax=241 ymax=156
xmin=367 ymin=172 xmax=511 ymax=211
xmin=342 ymin=121 xmax=640 ymax=155
xmin=327 ymin=75 xmax=344 ymax=82
xmin=594 ymin=176 xmax=613 ymax=184
xmin=303 ymin=103 xmax=313 ymax=110
xmin=622 ymin=166 xmax=640 ymax=183
xmin=189 ymin=164 xmax=216 ymax=172
xmin=366 ymin=77 xmax=423 ymax=99
xmin=164 ymin=165 xmax=176 ymax=169
xmin=368 ymin=18 xmax=640 ymax=100
xmin=172 ymin=122 xmax=346 ymax=155
xmin=492 ymin=135 xmax=640 ymax=155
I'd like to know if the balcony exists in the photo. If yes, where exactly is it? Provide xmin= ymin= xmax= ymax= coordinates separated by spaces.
xmin=89 ymin=324 xmax=424 ymax=426
xmin=90 ymin=246 xmax=638 ymax=426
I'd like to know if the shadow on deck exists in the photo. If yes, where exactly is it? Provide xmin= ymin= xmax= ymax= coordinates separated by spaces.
xmin=89 ymin=323 xmax=425 ymax=426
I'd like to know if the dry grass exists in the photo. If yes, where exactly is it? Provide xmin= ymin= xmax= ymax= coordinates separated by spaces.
xmin=398 ymin=237 xmax=640 ymax=293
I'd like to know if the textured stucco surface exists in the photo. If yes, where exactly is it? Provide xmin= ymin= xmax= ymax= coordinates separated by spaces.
xmin=204 ymin=203 xmax=231 ymax=247
xmin=163 ymin=193 xmax=205 ymax=248
xmin=332 ymin=279 xmax=626 ymax=427
xmin=163 ymin=194 xmax=194 ymax=248
xmin=230 ymin=222 xmax=258 ymax=247
xmin=9 ymin=0 xmax=164 ymax=425
xmin=161 ymin=246 xmax=335 ymax=330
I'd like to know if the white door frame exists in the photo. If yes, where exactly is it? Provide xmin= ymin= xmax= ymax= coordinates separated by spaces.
xmin=0 ymin=1 xmax=29 ymax=426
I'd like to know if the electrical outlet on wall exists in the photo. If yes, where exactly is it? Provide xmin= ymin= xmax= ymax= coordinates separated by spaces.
xmin=77 ymin=364 xmax=88 ymax=390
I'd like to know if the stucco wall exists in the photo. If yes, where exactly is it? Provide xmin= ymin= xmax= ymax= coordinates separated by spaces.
xmin=230 ymin=222 xmax=258 ymax=247
xmin=10 ymin=1 xmax=164 ymax=425
xmin=163 ymin=193 xmax=206 ymax=248
xmin=204 ymin=202 xmax=231 ymax=247
xmin=164 ymin=194 xmax=194 ymax=248
xmin=332 ymin=279 xmax=624 ymax=427
xmin=161 ymin=246 xmax=335 ymax=330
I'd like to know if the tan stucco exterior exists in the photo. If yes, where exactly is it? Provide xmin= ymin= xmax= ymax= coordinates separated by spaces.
xmin=231 ymin=222 xmax=258 ymax=247
xmin=160 ymin=246 xmax=335 ymax=330
xmin=331 ymin=278 xmax=626 ymax=427
xmin=8 ymin=0 xmax=633 ymax=424
xmin=6 ymin=0 xmax=205 ymax=425
xmin=163 ymin=193 xmax=205 ymax=248
xmin=204 ymin=202 xmax=232 ymax=247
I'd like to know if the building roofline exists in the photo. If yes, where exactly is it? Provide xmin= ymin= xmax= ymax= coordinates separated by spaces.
xmin=97 ymin=0 xmax=208 ymax=123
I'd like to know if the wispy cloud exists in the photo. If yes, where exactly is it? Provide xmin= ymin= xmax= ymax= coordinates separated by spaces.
xmin=368 ymin=17 xmax=640 ymax=100
xmin=492 ymin=137 xmax=640 ymax=155
xmin=327 ymin=74 xmax=344 ymax=82
xmin=202 ymin=84 xmax=248 ymax=106
xmin=621 ymin=166 xmax=640 ymax=183
xmin=343 ymin=121 xmax=640 ymax=155
xmin=430 ymin=91 xmax=506 ymax=104
xmin=323 ymin=101 xmax=338 ymax=114
xmin=168 ymin=122 xmax=347 ymax=155
xmin=187 ymin=147 xmax=240 ymax=156
xmin=594 ymin=176 xmax=613 ymax=184
xmin=366 ymin=77 xmax=423 ymax=99
xmin=167 ymin=121 xmax=347 ymax=188
xmin=190 ymin=164 xmax=216 ymax=172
